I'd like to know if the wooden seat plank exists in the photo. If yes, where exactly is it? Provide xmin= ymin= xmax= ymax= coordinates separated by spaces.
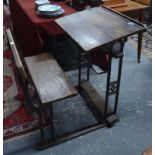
xmin=24 ymin=53 xmax=77 ymax=104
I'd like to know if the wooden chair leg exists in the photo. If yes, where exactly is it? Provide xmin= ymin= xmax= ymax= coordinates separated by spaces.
xmin=137 ymin=32 xmax=143 ymax=63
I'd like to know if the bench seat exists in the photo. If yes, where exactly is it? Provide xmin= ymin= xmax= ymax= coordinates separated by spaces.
xmin=24 ymin=53 xmax=77 ymax=104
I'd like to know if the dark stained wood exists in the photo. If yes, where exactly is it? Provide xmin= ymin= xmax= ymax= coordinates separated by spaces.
xmin=24 ymin=53 xmax=77 ymax=104
xmin=81 ymin=81 xmax=113 ymax=116
xmin=56 ymin=7 xmax=145 ymax=52
xmin=36 ymin=123 xmax=106 ymax=150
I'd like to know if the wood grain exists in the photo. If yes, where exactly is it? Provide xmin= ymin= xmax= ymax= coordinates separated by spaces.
xmin=25 ymin=53 xmax=77 ymax=104
xmin=56 ymin=7 xmax=144 ymax=52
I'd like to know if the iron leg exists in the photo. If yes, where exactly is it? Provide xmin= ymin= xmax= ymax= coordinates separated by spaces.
xmin=137 ymin=32 xmax=143 ymax=63
xmin=78 ymin=50 xmax=82 ymax=89
xmin=114 ymin=56 xmax=123 ymax=114
xmin=104 ymin=54 xmax=112 ymax=118
xmin=87 ymin=53 xmax=91 ymax=81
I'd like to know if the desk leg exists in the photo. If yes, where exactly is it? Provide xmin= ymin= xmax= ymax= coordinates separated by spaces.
xmin=78 ymin=50 xmax=82 ymax=89
xmin=104 ymin=55 xmax=123 ymax=115
xmin=104 ymin=55 xmax=112 ymax=117
xmin=87 ymin=53 xmax=91 ymax=81
xmin=137 ymin=10 xmax=144 ymax=63
xmin=137 ymin=32 xmax=143 ymax=63
xmin=104 ymin=41 xmax=125 ymax=124
xmin=114 ymin=56 xmax=123 ymax=114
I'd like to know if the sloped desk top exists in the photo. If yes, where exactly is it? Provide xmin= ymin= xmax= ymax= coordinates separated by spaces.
xmin=56 ymin=7 xmax=145 ymax=52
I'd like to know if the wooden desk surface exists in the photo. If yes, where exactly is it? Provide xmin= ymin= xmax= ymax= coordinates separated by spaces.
xmin=56 ymin=7 xmax=144 ymax=52
xmin=103 ymin=0 xmax=148 ymax=13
